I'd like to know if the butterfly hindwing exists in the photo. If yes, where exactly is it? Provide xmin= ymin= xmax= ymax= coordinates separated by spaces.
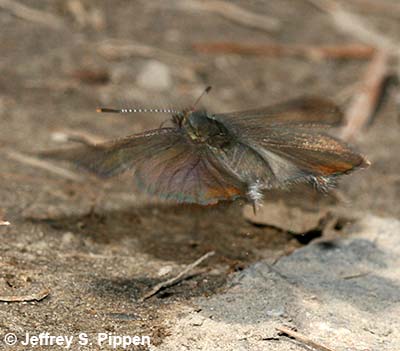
xmin=133 ymin=139 xmax=245 ymax=204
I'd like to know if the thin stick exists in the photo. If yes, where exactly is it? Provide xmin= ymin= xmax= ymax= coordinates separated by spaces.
xmin=193 ymin=42 xmax=375 ymax=60
xmin=306 ymin=0 xmax=400 ymax=57
xmin=276 ymin=326 xmax=337 ymax=351
xmin=341 ymin=271 xmax=369 ymax=280
xmin=140 ymin=251 xmax=215 ymax=301
xmin=0 ymin=288 xmax=50 ymax=302
xmin=5 ymin=150 xmax=85 ymax=182
xmin=66 ymin=0 xmax=105 ymax=30
xmin=66 ymin=0 xmax=87 ymax=27
xmin=51 ymin=129 xmax=106 ymax=146
xmin=345 ymin=0 xmax=400 ymax=20
xmin=0 ymin=0 xmax=64 ymax=29
xmin=340 ymin=50 xmax=389 ymax=141
xmin=179 ymin=0 xmax=280 ymax=33
xmin=306 ymin=0 xmax=395 ymax=140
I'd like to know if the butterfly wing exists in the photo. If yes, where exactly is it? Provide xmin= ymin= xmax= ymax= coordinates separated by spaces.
xmin=42 ymin=128 xmax=245 ymax=204
xmin=260 ymin=128 xmax=366 ymax=177
xmin=213 ymin=96 xmax=343 ymax=127
xmin=41 ymin=128 xmax=180 ymax=177
xmin=211 ymin=111 xmax=368 ymax=189
xmin=133 ymin=139 xmax=246 ymax=204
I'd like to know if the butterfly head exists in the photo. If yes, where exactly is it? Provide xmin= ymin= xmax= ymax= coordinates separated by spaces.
xmin=170 ymin=85 xmax=213 ymax=129
xmin=182 ymin=110 xmax=231 ymax=146
xmin=184 ymin=110 xmax=210 ymax=141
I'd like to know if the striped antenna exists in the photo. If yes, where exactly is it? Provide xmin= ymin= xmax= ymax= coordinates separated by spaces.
xmin=96 ymin=86 xmax=212 ymax=115
xmin=96 ymin=107 xmax=180 ymax=114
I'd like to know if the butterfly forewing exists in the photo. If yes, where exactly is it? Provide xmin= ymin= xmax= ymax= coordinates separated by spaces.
xmin=213 ymin=96 xmax=343 ymax=127
xmin=212 ymin=99 xmax=367 ymax=189
xmin=41 ymin=128 xmax=180 ymax=177
xmin=228 ymin=125 xmax=367 ymax=189
xmin=257 ymin=128 xmax=366 ymax=173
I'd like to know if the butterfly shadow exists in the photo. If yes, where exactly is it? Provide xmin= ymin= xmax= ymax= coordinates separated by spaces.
xmin=30 ymin=184 xmax=397 ymax=311
xmin=34 ymin=199 xmax=298 ymax=301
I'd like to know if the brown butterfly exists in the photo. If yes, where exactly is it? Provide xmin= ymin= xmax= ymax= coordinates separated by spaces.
xmin=43 ymin=92 xmax=369 ymax=209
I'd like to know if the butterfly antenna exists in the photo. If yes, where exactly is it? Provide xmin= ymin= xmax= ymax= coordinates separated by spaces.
xmin=96 ymin=107 xmax=180 ymax=114
xmin=191 ymin=86 xmax=212 ymax=111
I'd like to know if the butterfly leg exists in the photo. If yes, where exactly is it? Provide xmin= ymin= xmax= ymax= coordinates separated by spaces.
xmin=252 ymin=201 xmax=257 ymax=215
xmin=247 ymin=180 xmax=264 ymax=214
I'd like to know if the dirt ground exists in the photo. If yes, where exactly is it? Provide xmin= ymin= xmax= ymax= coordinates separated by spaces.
xmin=0 ymin=1 xmax=399 ymax=350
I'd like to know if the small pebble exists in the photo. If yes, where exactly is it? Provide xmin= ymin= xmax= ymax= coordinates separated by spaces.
xmin=136 ymin=60 xmax=172 ymax=91
xmin=265 ymin=306 xmax=285 ymax=317
xmin=157 ymin=265 xmax=173 ymax=277
xmin=61 ymin=232 xmax=76 ymax=245
xmin=188 ymin=314 xmax=205 ymax=326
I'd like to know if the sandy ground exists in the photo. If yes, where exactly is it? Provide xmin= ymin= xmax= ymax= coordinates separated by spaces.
xmin=0 ymin=1 xmax=399 ymax=350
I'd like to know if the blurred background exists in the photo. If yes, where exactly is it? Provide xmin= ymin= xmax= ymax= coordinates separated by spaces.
xmin=0 ymin=1 xmax=399 ymax=350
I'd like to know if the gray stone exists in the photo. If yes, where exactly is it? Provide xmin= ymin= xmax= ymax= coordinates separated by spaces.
xmin=156 ymin=215 xmax=400 ymax=351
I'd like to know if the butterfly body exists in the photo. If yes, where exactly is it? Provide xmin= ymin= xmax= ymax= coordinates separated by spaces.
xmin=43 ymin=97 xmax=369 ymax=207
xmin=171 ymin=109 xmax=276 ymax=204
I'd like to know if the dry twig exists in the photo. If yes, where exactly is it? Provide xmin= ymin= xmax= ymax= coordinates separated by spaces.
xmin=340 ymin=51 xmax=389 ymax=141
xmin=51 ymin=129 xmax=106 ymax=146
xmin=305 ymin=1 xmax=395 ymax=140
xmin=5 ymin=149 xmax=85 ymax=182
xmin=178 ymin=0 xmax=280 ymax=33
xmin=0 ymin=0 xmax=64 ymax=29
xmin=193 ymin=42 xmax=375 ymax=60
xmin=140 ymin=251 xmax=215 ymax=301
xmin=277 ymin=326 xmax=336 ymax=351
xmin=307 ymin=0 xmax=400 ymax=57
xmin=0 ymin=288 xmax=50 ymax=303
xmin=66 ymin=0 xmax=87 ymax=26
xmin=66 ymin=0 xmax=105 ymax=30
xmin=71 ymin=68 xmax=110 ymax=85
xmin=341 ymin=0 xmax=400 ymax=20
xmin=341 ymin=271 xmax=370 ymax=280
